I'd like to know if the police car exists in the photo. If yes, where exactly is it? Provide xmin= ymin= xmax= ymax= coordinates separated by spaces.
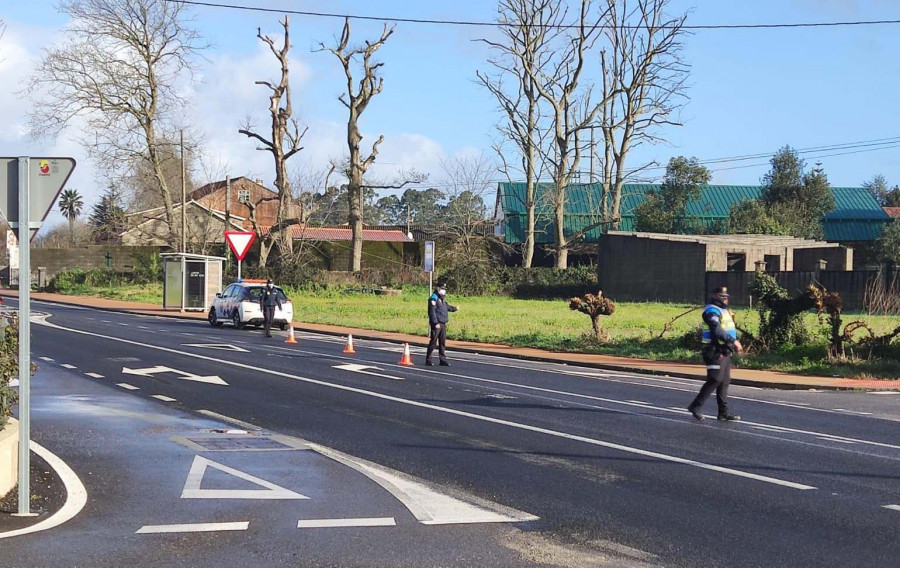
xmin=208 ymin=280 xmax=293 ymax=330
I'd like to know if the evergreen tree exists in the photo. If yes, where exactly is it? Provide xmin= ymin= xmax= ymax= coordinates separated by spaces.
xmin=634 ymin=156 xmax=711 ymax=234
xmin=89 ymin=188 xmax=127 ymax=243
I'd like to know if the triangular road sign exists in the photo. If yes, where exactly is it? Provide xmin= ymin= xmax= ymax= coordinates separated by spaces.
xmin=224 ymin=230 xmax=256 ymax=261
xmin=0 ymin=157 xmax=77 ymax=241
xmin=181 ymin=456 xmax=308 ymax=500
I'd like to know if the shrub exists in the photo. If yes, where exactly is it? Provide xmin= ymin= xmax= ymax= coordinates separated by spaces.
xmin=0 ymin=314 xmax=28 ymax=428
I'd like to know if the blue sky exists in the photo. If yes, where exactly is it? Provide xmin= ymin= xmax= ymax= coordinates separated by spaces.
xmin=3 ymin=0 xmax=900 ymax=228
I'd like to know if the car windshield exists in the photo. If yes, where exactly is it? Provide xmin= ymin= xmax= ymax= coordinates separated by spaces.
xmin=243 ymin=287 xmax=289 ymax=303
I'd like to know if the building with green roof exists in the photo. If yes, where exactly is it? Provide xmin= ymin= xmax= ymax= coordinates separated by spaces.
xmin=494 ymin=183 xmax=891 ymax=245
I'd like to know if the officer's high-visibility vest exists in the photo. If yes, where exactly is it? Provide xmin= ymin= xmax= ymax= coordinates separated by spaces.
xmin=701 ymin=304 xmax=737 ymax=344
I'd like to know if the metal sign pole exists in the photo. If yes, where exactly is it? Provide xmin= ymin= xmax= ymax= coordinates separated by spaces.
xmin=17 ymin=157 xmax=32 ymax=516
xmin=238 ymin=259 xmax=242 ymax=281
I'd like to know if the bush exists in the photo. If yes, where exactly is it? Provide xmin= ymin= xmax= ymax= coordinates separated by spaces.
xmin=512 ymin=266 xmax=598 ymax=299
xmin=0 ymin=315 xmax=27 ymax=428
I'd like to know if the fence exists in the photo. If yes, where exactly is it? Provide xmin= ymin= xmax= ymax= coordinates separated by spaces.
xmin=705 ymin=270 xmax=900 ymax=311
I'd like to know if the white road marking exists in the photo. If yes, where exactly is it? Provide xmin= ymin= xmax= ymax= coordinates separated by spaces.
xmin=32 ymin=319 xmax=821 ymax=490
xmin=85 ymin=373 xmax=104 ymax=379
xmin=333 ymin=363 xmax=405 ymax=381
xmin=116 ymin=383 xmax=140 ymax=390
xmin=0 ymin=442 xmax=88 ymax=540
xmin=136 ymin=522 xmax=249 ymax=534
xmin=60 ymin=364 xmax=77 ymax=369
xmin=869 ymin=391 xmax=900 ymax=395
xmin=197 ymin=410 xmax=262 ymax=431
xmin=883 ymin=505 xmax=900 ymax=512
xmin=8 ymin=379 xmax=17 ymax=388
xmin=138 ymin=326 xmax=150 ymax=330
xmin=181 ymin=456 xmax=308 ymax=500
xmin=39 ymin=357 xmax=54 ymax=362
xmin=101 ymin=320 xmax=112 ymax=323
xmin=297 ymin=517 xmax=396 ymax=529
xmin=816 ymin=437 xmax=855 ymax=444
xmin=118 ymin=323 xmax=128 ymax=326
xmin=627 ymin=400 xmax=649 ymax=405
xmin=834 ymin=409 xmax=874 ymax=415
xmin=152 ymin=395 xmax=177 ymax=402
xmin=122 ymin=365 xmax=228 ymax=386
xmin=309 ymin=443 xmax=538 ymax=524
xmin=777 ymin=401 xmax=809 ymax=406
xmin=182 ymin=343 xmax=250 ymax=353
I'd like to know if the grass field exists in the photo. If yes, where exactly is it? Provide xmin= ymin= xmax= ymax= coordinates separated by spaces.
xmin=56 ymin=283 xmax=900 ymax=378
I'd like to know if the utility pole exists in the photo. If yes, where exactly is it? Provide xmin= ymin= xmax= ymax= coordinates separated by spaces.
xmin=180 ymin=129 xmax=186 ymax=254
xmin=225 ymin=175 xmax=232 ymax=228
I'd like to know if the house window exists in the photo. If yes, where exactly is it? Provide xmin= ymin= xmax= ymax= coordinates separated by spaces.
xmin=726 ymin=253 xmax=746 ymax=272
xmin=238 ymin=189 xmax=250 ymax=204
xmin=764 ymin=254 xmax=781 ymax=273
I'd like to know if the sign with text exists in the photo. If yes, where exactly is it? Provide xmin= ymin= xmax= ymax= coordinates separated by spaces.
xmin=0 ymin=157 xmax=76 ymax=241
xmin=424 ymin=241 xmax=435 ymax=273
xmin=224 ymin=231 xmax=256 ymax=261
xmin=6 ymin=230 xmax=18 ymax=270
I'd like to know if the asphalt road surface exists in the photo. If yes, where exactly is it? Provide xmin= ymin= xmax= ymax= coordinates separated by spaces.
xmin=6 ymin=298 xmax=900 ymax=568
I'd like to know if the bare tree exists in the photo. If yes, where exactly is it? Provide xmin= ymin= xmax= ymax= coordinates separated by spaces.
xmin=319 ymin=18 xmax=395 ymax=272
xmin=25 ymin=0 xmax=203 ymax=248
xmin=439 ymin=153 xmax=498 ymax=266
xmin=597 ymin=0 xmax=689 ymax=227
xmin=477 ymin=0 xmax=555 ymax=268
xmin=239 ymin=16 xmax=308 ymax=267
xmin=526 ymin=0 xmax=614 ymax=268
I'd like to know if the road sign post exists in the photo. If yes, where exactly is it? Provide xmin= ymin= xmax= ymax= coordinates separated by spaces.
xmin=0 ymin=157 xmax=76 ymax=516
xmin=224 ymin=231 xmax=256 ymax=281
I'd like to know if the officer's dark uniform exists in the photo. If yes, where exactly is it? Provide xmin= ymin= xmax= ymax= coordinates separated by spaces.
xmin=688 ymin=287 xmax=740 ymax=421
xmin=426 ymin=284 xmax=457 ymax=366
xmin=259 ymin=280 xmax=282 ymax=338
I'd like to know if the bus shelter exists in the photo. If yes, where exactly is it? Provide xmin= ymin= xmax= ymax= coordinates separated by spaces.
xmin=161 ymin=253 xmax=225 ymax=312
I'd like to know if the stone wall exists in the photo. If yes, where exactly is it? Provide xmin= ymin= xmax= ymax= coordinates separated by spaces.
xmin=0 ymin=418 xmax=18 ymax=498
xmin=13 ymin=246 xmax=164 ymax=286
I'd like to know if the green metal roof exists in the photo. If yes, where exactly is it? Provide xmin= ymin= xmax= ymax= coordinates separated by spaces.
xmin=497 ymin=182 xmax=890 ymax=243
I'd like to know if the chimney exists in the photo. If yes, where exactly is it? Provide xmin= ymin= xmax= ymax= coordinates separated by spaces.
xmin=255 ymin=178 xmax=263 ymax=185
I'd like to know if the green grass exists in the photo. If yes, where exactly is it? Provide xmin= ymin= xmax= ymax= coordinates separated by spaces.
xmin=48 ymin=282 xmax=900 ymax=379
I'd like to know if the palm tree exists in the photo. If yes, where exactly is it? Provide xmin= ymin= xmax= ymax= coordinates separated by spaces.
xmin=58 ymin=188 xmax=84 ymax=245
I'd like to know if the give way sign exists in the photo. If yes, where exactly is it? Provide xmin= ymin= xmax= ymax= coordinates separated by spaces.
xmin=224 ymin=230 xmax=256 ymax=261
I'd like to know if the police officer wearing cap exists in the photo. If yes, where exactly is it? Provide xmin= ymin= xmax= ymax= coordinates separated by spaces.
xmin=426 ymin=282 xmax=458 ymax=366
xmin=259 ymin=278 xmax=282 ymax=338
xmin=688 ymin=286 xmax=743 ymax=421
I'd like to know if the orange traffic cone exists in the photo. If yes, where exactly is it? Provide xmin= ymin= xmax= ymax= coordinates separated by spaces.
xmin=399 ymin=343 xmax=414 ymax=366
xmin=343 ymin=334 xmax=356 ymax=354
xmin=285 ymin=326 xmax=298 ymax=344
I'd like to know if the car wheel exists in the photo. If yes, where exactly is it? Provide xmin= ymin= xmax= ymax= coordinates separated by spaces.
xmin=208 ymin=308 xmax=223 ymax=327
xmin=232 ymin=311 xmax=245 ymax=330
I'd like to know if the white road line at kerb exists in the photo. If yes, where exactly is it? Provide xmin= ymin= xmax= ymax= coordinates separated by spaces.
xmin=297 ymin=517 xmax=396 ymax=529
xmin=136 ymin=522 xmax=249 ymax=534
xmin=34 ymin=319 xmax=816 ymax=491
xmin=152 ymin=395 xmax=177 ymax=402
xmin=85 ymin=373 xmax=104 ymax=379
xmin=884 ymin=505 xmax=900 ymax=512
xmin=0 ymin=442 xmax=88 ymax=540
xmin=197 ymin=409 xmax=262 ymax=431
xmin=116 ymin=383 xmax=139 ymax=390
xmin=60 ymin=364 xmax=77 ymax=369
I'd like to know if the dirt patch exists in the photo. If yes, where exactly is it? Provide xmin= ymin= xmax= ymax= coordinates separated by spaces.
xmin=503 ymin=529 xmax=661 ymax=568
xmin=0 ymin=453 xmax=67 ymax=533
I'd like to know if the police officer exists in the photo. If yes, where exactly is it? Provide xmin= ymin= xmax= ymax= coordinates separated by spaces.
xmin=426 ymin=282 xmax=458 ymax=366
xmin=688 ymin=286 xmax=743 ymax=421
xmin=259 ymin=278 xmax=282 ymax=338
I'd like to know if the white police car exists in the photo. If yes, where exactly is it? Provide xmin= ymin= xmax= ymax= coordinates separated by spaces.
xmin=208 ymin=280 xmax=293 ymax=330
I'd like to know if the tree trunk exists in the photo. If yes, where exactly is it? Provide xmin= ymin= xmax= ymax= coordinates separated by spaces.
xmin=347 ymin=107 xmax=364 ymax=272
xmin=591 ymin=314 xmax=602 ymax=341
xmin=68 ymin=217 xmax=75 ymax=245
xmin=522 ymin=83 xmax=537 ymax=269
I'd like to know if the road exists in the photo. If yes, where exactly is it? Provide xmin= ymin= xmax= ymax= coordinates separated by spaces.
xmin=5 ymin=298 xmax=900 ymax=567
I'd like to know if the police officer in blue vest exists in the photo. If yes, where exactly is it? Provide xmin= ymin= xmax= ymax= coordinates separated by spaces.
xmin=426 ymin=282 xmax=458 ymax=366
xmin=688 ymin=286 xmax=743 ymax=421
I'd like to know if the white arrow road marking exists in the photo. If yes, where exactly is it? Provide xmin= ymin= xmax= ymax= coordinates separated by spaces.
xmin=297 ymin=517 xmax=396 ymax=529
xmin=122 ymin=366 xmax=228 ymax=386
xmin=333 ymin=363 xmax=405 ymax=381
xmin=136 ymin=521 xmax=249 ymax=534
xmin=884 ymin=505 xmax=900 ymax=512
xmin=181 ymin=456 xmax=308 ymax=500
xmin=182 ymin=343 xmax=250 ymax=353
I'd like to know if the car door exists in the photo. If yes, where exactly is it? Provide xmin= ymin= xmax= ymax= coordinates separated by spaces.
xmin=218 ymin=285 xmax=235 ymax=317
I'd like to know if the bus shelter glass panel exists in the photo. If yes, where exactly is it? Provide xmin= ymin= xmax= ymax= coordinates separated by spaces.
xmin=164 ymin=260 xmax=183 ymax=308
xmin=186 ymin=261 xmax=206 ymax=309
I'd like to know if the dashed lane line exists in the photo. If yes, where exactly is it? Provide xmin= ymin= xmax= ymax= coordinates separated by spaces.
xmin=152 ymin=395 xmax=177 ymax=402
xmin=297 ymin=517 xmax=396 ymax=529
xmin=116 ymin=383 xmax=140 ymax=390
xmin=136 ymin=522 xmax=249 ymax=534
xmin=85 ymin=373 xmax=104 ymax=379
xmin=39 ymin=357 xmax=54 ymax=362
xmin=60 ymin=364 xmax=77 ymax=369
